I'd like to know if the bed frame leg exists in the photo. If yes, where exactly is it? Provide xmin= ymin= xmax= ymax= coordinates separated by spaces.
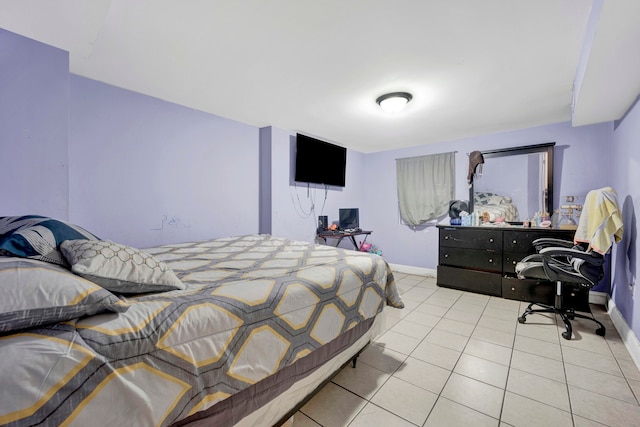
xmin=350 ymin=341 xmax=371 ymax=368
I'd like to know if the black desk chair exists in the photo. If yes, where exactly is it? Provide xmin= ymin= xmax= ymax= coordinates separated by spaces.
xmin=515 ymin=187 xmax=623 ymax=340
xmin=515 ymin=239 xmax=606 ymax=340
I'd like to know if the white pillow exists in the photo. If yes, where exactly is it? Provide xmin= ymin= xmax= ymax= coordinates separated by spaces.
xmin=487 ymin=195 xmax=508 ymax=204
xmin=0 ymin=257 xmax=127 ymax=333
xmin=61 ymin=240 xmax=185 ymax=294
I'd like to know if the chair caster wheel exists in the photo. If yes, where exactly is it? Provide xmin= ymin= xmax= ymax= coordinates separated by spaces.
xmin=596 ymin=327 xmax=606 ymax=337
xmin=562 ymin=331 xmax=572 ymax=340
xmin=518 ymin=316 xmax=526 ymax=324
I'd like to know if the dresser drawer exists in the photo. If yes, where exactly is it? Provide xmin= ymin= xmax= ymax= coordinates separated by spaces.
xmin=439 ymin=228 xmax=502 ymax=250
xmin=561 ymin=283 xmax=591 ymax=312
xmin=503 ymin=230 xmax=574 ymax=252
xmin=503 ymin=251 xmax=529 ymax=275
xmin=437 ymin=265 xmax=501 ymax=296
xmin=501 ymin=277 xmax=590 ymax=312
xmin=439 ymin=247 xmax=501 ymax=273
xmin=502 ymin=277 xmax=555 ymax=304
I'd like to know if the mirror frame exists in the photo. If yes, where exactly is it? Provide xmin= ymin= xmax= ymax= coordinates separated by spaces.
xmin=468 ymin=142 xmax=555 ymax=220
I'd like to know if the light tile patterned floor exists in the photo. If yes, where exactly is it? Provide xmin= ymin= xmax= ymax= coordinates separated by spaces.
xmin=292 ymin=272 xmax=640 ymax=427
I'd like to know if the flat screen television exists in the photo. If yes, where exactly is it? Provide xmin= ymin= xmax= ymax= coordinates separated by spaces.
xmin=294 ymin=133 xmax=346 ymax=187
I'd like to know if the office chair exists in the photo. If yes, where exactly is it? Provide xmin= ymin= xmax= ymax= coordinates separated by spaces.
xmin=515 ymin=187 xmax=623 ymax=340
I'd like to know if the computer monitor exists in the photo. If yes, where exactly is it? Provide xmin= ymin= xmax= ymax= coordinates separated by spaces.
xmin=339 ymin=208 xmax=359 ymax=230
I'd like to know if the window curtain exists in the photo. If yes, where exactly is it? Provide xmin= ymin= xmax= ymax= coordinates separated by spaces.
xmin=396 ymin=152 xmax=455 ymax=227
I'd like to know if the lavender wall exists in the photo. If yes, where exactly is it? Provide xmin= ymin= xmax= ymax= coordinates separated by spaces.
xmin=5 ymin=26 xmax=640 ymax=352
xmin=0 ymin=30 xmax=617 ymax=271
xmin=364 ymin=121 xmax=611 ymax=269
xmin=68 ymin=76 xmax=260 ymax=248
xmin=0 ymin=29 xmax=69 ymax=219
xmin=1 ymin=29 xmax=369 ymax=252
xmin=265 ymin=126 xmax=367 ymax=248
xmin=610 ymin=100 xmax=640 ymax=340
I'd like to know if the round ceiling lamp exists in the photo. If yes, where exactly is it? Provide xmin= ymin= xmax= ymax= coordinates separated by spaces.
xmin=376 ymin=92 xmax=413 ymax=114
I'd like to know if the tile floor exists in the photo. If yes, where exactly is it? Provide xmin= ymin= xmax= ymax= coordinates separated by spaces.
xmin=292 ymin=272 xmax=640 ymax=427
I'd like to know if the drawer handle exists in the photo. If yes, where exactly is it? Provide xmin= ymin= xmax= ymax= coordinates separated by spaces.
xmin=444 ymin=254 xmax=448 ymax=258
xmin=445 ymin=236 xmax=449 ymax=240
xmin=511 ymin=287 xmax=516 ymax=291
xmin=513 ymin=261 xmax=517 ymax=265
xmin=488 ymin=258 xmax=493 ymax=263
xmin=513 ymin=239 xmax=517 ymax=244
xmin=489 ymin=238 xmax=494 ymax=243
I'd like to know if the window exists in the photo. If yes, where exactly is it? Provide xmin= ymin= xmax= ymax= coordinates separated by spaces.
xmin=396 ymin=152 xmax=455 ymax=227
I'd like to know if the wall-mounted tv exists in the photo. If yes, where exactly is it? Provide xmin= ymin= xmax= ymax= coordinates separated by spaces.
xmin=294 ymin=133 xmax=346 ymax=187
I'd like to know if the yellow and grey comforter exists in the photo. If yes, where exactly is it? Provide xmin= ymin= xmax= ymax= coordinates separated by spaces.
xmin=0 ymin=234 xmax=402 ymax=426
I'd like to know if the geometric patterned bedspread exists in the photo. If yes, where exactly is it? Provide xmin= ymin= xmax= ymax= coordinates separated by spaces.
xmin=0 ymin=234 xmax=403 ymax=427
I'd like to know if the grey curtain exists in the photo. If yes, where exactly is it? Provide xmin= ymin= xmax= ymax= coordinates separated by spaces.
xmin=396 ymin=152 xmax=455 ymax=227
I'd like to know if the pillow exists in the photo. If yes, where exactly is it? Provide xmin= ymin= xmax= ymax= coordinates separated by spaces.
xmin=0 ymin=257 xmax=128 ymax=333
xmin=0 ymin=216 xmax=17 ymax=239
xmin=474 ymin=192 xmax=511 ymax=206
xmin=0 ymin=216 xmax=99 ymax=266
xmin=60 ymin=240 xmax=185 ymax=294
xmin=486 ymin=195 xmax=509 ymax=205
xmin=473 ymin=192 xmax=494 ymax=205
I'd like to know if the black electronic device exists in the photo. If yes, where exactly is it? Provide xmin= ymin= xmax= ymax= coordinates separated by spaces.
xmin=448 ymin=200 xmax=469 ymax=219
xmin=339 ymin=208 xmax=359 ymax=230
xmin=317 ymin=215 xmax=328 ymax=232
xmin=294 ymin=133 xmax=347 ymax=187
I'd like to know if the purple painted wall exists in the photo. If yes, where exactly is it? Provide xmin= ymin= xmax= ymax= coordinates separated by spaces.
xmin=5 ymin=28 xmax=640 ymax=347
xmin=1 ymin=29 xmax=368 ymax=251
xmin=264 ymin=126 xmax=367 ymax=248
xmin=68 ymin=75 xmax=259 ymax=248
xmin=0 ymin=29 xmax=69 ymax=219
xmin=610 ymin=100 xmax=640 ymax=340
xmin=364 ymin=121 xmax=611 ymax=269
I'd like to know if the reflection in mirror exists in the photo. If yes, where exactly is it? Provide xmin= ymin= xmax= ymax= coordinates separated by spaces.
xmin=469 ymin=143 xmax=554 ymax=223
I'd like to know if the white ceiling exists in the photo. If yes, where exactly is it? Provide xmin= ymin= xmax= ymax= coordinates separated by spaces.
xmin=1 ymin=0 xmax=640 ymax=153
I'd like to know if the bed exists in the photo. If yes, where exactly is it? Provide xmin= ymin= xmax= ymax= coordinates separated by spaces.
xmin=0 ymin=216 xmax=403 ymax=427
xmin=473 ymin=191 xmax=520 ymax=222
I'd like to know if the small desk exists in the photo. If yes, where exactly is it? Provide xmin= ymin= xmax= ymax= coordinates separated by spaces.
xmin=317 ymin=230 xmax=372 ymax=250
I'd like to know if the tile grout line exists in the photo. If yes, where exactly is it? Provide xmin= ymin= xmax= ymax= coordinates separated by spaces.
xmin=300 ymin=275 xmax=640 ymax=426
xmin=417 ymin=290 xmax=511 ymax=425
xmin=496 ymin=305 xmax=520 ymax=426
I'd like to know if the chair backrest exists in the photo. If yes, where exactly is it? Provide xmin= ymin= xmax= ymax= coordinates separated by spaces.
xmin=569 ymin=254 xmax=604 ymax=287
xmin=573 ymin=187 xmax=624 ymax=255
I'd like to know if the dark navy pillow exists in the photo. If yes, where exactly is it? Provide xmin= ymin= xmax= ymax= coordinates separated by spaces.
xmin=0 ymin=216 xmax=99 ymax=266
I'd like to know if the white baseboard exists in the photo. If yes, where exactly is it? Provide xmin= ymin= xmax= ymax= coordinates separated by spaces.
xmin=607 ymin=296 xmax=640 ymax=372
xmin=589 ymin=291 xmax=608 ymax=306
xmin=395 ymin=267 xmax=639 ymax=369
xmin=388 ymin=263 xmax=436 ymax=277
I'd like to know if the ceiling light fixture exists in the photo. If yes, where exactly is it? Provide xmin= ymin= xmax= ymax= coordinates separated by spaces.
xmin=376 ymin=92 xmax=413 ymax=114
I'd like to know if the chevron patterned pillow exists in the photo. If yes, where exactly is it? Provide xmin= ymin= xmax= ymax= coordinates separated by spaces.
xmin=61 ymin=239 xmax=185 ymax=294
xmin=0 ymin=216 xmax=99 ymax=266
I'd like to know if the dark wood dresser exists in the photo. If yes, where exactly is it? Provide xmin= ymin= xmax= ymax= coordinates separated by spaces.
xmin=436 ymin=225 xmax=589 ymax=310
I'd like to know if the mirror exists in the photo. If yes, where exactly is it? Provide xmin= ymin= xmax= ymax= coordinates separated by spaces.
xmin=469 ymin=143 xmax=555 ymax=223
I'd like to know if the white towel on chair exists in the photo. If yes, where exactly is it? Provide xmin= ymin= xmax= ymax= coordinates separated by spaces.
xmin=574 ymin=187 xmax=624 ymax=255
